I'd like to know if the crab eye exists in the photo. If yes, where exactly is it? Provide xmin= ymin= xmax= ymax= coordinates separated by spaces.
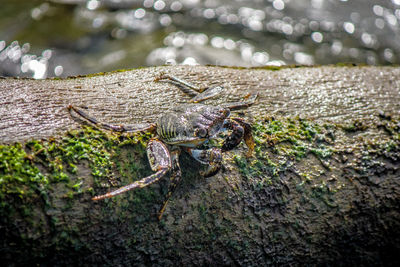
xmin=196 ymin=128 xmax=208 ymax=138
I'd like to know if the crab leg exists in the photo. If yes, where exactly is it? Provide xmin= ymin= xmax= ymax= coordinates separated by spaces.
xmin=221 ymin=119 xmax=244 ymax=152
xmin=92 ymin=169 xmax=168 ymax=200
xmin=68 ymin=105 xmax=156 ymax=133
xmin=189 ymin=86 xmax=223 ymax=103
xmin=155 ymin=74 xmax=258 ymax=106
xmin=221 ymin=93 xmax=258 ymax=110
xmin=221 ymin=118 xmax=255 ymax=157
xmin=92 ymin=138 xmax=171 ymax=200
xmin=155 ymin=74 xmax=200 ymax=95
xmin=232 ymin=117 xmax=255 ymax=157
xmin=186 ymin=147 xmax=222 ymax=177
xmin=155 ymin=74 xmax=223 ymax=103
xmin=158 ymin=149 xmax=182 ymax=220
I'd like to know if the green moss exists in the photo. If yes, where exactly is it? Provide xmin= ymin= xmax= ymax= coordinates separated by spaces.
xmin=340 ymin=120 xmax=368 ymax=132
xmin=0 ymin=124 xmax=160 ymax=258
xmin=24 ymin=127 xmax=118 ymax=187
xmin=239 ymin=117 xmax=333 ymax=179
xmin=0 ymin=125 xmax=153 ymax=215
xmin=0 ymin=143 xmax=48 ymax=200
xmin=233 ymin=115 xmax=400 ymax=217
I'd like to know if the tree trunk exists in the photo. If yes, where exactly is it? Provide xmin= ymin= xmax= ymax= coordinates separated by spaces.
xmin=1 ymin=65 xmax=399 ymax=265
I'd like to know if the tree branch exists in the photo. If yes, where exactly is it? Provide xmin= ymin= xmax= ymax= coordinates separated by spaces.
xmin=1 ymin=65 xmax=399 ymax=265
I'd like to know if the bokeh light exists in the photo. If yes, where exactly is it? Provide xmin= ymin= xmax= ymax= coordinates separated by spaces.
xmin=0 ymin=0 xmax=399 ymax=78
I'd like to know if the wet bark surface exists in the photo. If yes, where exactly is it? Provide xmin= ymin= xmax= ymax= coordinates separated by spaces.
xmin=1 ymin=65 xmax=400 ymax=266
xmin=1 ymin=65 xmax=399 ymax=143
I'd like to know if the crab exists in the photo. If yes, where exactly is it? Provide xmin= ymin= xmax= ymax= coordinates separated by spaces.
xmin=68 ymin=74 xmax=257 ymax=220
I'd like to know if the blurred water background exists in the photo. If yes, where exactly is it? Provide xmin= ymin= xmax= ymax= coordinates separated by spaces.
xmin=1 ymin=0 xmax=399 ymax=79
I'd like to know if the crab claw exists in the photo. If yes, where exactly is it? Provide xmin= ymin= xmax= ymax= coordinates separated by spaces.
xmin=92 ymin=138 xmax=171 ymax=201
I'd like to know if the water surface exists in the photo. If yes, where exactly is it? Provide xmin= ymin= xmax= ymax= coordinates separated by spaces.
xmin=1 ymin=0 xmax=399 ymax=78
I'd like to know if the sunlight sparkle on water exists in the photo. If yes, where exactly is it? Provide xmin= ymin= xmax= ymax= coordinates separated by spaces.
xmin=87 ymin=0 xmax=100 ymax=10
xmin=392 ymin=0 xmax=400 ymax=5
xmin=154 ymin=0 xmax=166 ymax=11
xmin=54 ymin=65 xmax=63 ymax=76
xmin=171 ymin=1 xmax=183 ymax=11
xmin=343 ymin=22 xmax=355 ymax=34
xmin=29 ymin=60 xmax=47 ymax=79
xmin=273 ymin=0 xmax=285 ymax=11
xmin=311 ymin=32 xmax=323 ymax=43
xmin=134 ymin=8 xmax=146 ymax=19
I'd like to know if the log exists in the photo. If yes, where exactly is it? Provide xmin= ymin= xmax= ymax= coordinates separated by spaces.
xmin=0 ymin=65 xmax=399 ymax=265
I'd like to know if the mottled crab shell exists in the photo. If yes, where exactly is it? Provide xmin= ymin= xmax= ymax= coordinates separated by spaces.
xmin=156 ymin=104 xmax=230 ymax=147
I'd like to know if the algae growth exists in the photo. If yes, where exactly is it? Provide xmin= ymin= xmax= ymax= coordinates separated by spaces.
xmin=233 ymin=116 xmax=334 ymax=186
xmin=0 ymin=125 xmax=156 ymax=257
xmin=0 ymin=126 xmax=147 ymax=203
xmin=1 ymin=114 xmax=399 ymax=266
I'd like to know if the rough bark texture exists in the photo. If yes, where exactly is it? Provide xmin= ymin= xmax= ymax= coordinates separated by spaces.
xmin=1 ymin=65 xmax=400 ymax=266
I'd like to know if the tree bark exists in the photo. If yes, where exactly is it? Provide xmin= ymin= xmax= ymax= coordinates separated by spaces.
xmin=1 ymin=65 xmax=399 ymax=265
